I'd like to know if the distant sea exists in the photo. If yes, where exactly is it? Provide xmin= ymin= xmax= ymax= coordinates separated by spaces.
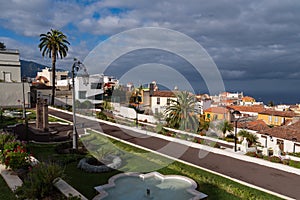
xmin=250 ymin=92 xmax=300 ymax=105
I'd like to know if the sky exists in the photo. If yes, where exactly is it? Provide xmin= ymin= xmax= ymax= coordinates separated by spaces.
xmin=0 ymin=0 xmax=300 ymax=104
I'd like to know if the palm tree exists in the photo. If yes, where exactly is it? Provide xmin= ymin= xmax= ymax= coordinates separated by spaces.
xmin=164 ymin=91 xmax=198 ymax=132
xmin=218 ymin=120 xmax=233 ymax=137
xmin=238 ymin=129 xmax=259 ymax=147
xmin=38 ymin=29 xmax=70 ymax=105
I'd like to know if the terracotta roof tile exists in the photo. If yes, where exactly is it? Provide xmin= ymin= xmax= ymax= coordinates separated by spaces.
xmin=259 ymin=110 xmax=297 ymax=118
xmin=228 ymin=105 xmax=265 ymax=113
xmin=152 ymin=91 xmax=177 ymax=97
xmin=204 ymin=107 xmax=230 ymax=114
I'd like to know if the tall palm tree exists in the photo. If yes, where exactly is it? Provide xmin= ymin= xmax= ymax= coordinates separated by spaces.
xmin=218 ymin=120 xmax=233 ymax=137
xmin=38 ymin=29 xmax=70 ymax=105
xmin=164 ymin=91 xmax=198 ymax=132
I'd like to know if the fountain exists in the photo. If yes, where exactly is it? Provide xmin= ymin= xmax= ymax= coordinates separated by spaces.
xmin=94 ymin=172 xmax=207 ymax=200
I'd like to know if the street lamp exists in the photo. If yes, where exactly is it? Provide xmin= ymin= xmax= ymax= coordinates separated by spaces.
xmin=22 ymin=77 xmax=26 ymax=119
xmin=71 ymin=59 xmax=89 ymax=150
xmin=231 ymin=110 xmax=241 ymax=152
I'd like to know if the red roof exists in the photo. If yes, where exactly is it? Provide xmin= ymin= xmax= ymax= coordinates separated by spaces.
xmin=152 ymin=91 xmax=177 ymax=97
xmin=228 ymin=105 xmax=265 ymax=113
xmin=204 ymin=107 xmax=230 ymax=114
xmin=259 ymin=110 xmax=297 ymax=118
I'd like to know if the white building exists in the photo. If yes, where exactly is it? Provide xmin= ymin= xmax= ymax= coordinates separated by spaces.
xmin=75 ymin=74 xmax=104 ymax=105
xmin=0 ymin=49 xmax=30 ymax=108
xmin=150 ymin=91 xmax=177 ymax=114
xmin=37 ymin=67 xmax=69 ymax=86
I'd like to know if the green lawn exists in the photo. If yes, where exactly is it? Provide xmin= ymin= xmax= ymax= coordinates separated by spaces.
xmin=28 ymin=131 xmax=283 ymax=200
xmin=0 ymin=176 xmax=17 ymax=200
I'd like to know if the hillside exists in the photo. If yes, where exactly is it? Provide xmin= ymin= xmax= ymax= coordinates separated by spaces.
xmin=20 ymin=60 xmax=49 ymax=78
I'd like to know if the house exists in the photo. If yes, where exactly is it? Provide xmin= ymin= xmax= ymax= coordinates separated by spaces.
xmin=204 ymin=107 xmax=231 ymax=121
xmin=0 ymin=49 xmax=30 ymax=108
xmin=228 ymin=105 xmax=265 ymax=119
xmin=37 ymin=67 xmax=69 ymax=86
xmin=195 ymin=94 xmax=211 ymax=115
xmin=257 ymin=120 xmax=300 ymax=152
xmin=75 ymin=74 xmax=104 ymax=105
xmin=257 ymin=109 xmax=298 ymax=126
xmin=240 ymin=96 xmax=262 ymax=106
xmin=236 ymin=119 xmax=300 ymax=153
xmin=150 ymin=91 xmax=177 ymax=114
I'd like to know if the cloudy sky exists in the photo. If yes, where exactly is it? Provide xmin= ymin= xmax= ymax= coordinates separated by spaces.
xmin=0 ymin=0 xmax=300 ymax=104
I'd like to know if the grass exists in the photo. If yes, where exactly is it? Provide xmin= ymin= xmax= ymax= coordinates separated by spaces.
xmin=27 ymin=131 xmax=284 ymax=200
xmin=0 ymin=176 xmax=17 ymax=200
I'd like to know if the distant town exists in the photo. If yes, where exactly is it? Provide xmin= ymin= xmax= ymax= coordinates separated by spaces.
xmin=1 ymin=47 xmax=300 ymax=155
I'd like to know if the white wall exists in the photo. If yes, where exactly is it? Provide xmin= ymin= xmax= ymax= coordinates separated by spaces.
xmin=151 ymin=96 xmax=177 ymax=114
xmin=0 ymin=82 xmax=30 ymax=107
xmin=236 ymin=127 xmax=300 ymax=153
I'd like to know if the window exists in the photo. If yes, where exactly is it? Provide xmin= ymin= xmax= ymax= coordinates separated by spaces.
xmin=268 ymin=116 xmax=272 ymax=123
xmin=155 ymin=108 xmax=158 ymax=114
xmin=275 ymin=116 xmax=278 ymax=123
xmin=167 ymin=98 xmax=170 ymax=105
xmin=60 ymin=75 xmax=67 ymax=80
xmin=78 ymin=91 xmax=86 ymax=99
xmin=91 ymin=83 xmax=102 ymax=89
xmin=3 ymin=72 xmax=12 ymax=82
xmin=157 ymin=97 xmax=160 ymax=105
xmin=207 ymin=113 xmax=211 ymax=119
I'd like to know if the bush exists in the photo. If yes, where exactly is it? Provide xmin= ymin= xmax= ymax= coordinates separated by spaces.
xmin=268 ymin=156 xmax=282 ymax=163
xmin=0 ymin=133 xmax=15 ymax=151
xmin=15 ymin=162 xmax=64 ymax=199
xmin=1 ymin=141 xmax=30 ymax=171
xmin=246 ymin=151 xmax=257 ymax=157
xmin=96 ymin=111 xmax=108 ymax=121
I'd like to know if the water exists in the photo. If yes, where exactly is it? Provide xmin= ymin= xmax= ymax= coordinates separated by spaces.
xmin=103 ymin=176 xmax=195 ymax=200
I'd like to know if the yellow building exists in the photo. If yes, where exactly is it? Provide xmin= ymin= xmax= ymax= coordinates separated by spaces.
xmin=257 ymin=110 xmax=296 ymax=126
xmin=204 ymin=107 xmax=231 ymax=121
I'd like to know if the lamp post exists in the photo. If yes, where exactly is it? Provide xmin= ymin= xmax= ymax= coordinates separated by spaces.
xmin=22 ymin=77 xmax=26 ymax=119
xmin=71 ymin=59 xmax=89 ymax=150
xmin=231 ymin=110 xmax=241 ymax=152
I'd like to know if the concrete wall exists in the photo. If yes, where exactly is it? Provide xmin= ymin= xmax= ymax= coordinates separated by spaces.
xmin=0 ymin=82 xmax=30 ymax=107
xmin=0 ymin=66 xmax=21 ymax=82
xmin=116 ymin=106 xmax=157 ymax=123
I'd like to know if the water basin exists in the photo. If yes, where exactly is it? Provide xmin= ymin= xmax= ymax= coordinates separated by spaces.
xmin=94 ymin=172 xmax=207 ymax=200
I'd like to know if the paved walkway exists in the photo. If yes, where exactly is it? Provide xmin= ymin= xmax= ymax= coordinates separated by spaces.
xmin=48 ymin=108 xmax=300 ymax=199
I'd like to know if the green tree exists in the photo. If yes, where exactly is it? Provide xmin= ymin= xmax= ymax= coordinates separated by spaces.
xmin=218 ymin=120 xmax=233 ymax=137
xmin=38 ymin=29 xmax=70 ymax=105
xmin=198 ymin=118 xmax=210 ymax=134
xmin=0 ymin=42 xmax=6 ymax=50
xmin=238 ymin=129 xmax=259 ymax=147
xmin=164 ymin=91 xmax=198 ymax=132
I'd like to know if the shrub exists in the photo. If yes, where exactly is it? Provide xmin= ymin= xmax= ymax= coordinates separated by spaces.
xmin=246 ymin=151 xmax=257 ymax=157
xmin=0 ymin=133 xmax=15 ymax=151
xmin=268 ymin=156 xmax=282 ymax=163
xmin=15 ymin=162 xmax=64 ymax=199
xmin=2 ymin=141 xmax=30 ymax=171
xmin=282 ymin=159 xmax=290 ymax=165
xmin=96 ymin=111 xmax=108 ymax=121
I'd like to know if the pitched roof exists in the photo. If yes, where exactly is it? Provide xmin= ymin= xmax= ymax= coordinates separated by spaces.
xmin=228 ymin=105 xmax=265 ymax=113
xmin=204 ymin=107 xmax=230 ymax=114
xmin=152 ymin=91 xmax=177 ymax=97
xmin=238 ymin=120 xmax=270 ymax=132
xmin=259 ymin=110 xmax=297 ymax=118
xmin=242 ymin=96 xmax=255 ymax=102
xmin=259 ymin=120 xmax=300 ymax=142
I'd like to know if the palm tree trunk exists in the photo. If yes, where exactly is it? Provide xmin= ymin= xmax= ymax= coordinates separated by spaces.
xmin=51 ymin=53 xmax=56 ymax=106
